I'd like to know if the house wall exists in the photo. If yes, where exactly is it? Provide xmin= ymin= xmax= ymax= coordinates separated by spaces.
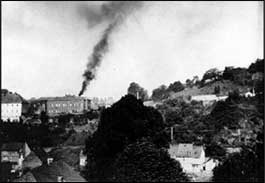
xmin=174 ymin=150 xmax=206 ymax=173
xmin=24 ymin=143 xmax=31 ymax=157
xmin=1 ymin=151 xmax=20 ymax=163
xmin=1 ymin=103 xmax=22 ymax=121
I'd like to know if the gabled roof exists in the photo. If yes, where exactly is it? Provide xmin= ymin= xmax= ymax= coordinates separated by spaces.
xmin=1 ymin=142 xmax=24 ymax=152
xmin=29 ymin=146 xmax=48 ymax=164
xmin=23 ymin=152 xmax=42 ymax=170
xmin=168 ymin=143 xmax=204 ymax=158
xmin=31 ymin=160 xmax=86 ymax=182
xmin=1 ymin=91 xmax=22 ymax=104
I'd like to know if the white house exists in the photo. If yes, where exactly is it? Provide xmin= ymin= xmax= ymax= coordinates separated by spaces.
xmin=1 ymin=90 xmax=22 ymax=122
xmin=168 ymin=143 xmax=218 ymax=176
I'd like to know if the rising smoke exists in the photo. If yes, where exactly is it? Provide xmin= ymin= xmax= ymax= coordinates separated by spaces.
xmin=78 ymin=1 xmax=143 ymax=96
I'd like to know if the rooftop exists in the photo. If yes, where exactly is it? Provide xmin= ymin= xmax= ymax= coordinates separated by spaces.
xmin=1 ymin=142 xmax=24 ymax=152
xmin=168 ymin=143 xmax=204 ymax=159
xmin=13 ymin=172 xmax=37 ymax=182
xmin=1 ymin=90 xmax=22 ymax=103
xmin=31 ymin=160 xmax=86 ymax=182
xmin=32 ymin=95 xmax=88 ymax=102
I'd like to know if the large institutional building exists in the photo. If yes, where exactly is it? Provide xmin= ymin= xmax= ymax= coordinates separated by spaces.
xmin=30 ymin=95 xmax=91 ymax=116
xmin=1 ymin=90 xmax=22 ymax=122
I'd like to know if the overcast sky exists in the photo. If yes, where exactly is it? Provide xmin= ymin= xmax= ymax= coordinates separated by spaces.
xmin=2 ymin=1 xmax=263 ymax=100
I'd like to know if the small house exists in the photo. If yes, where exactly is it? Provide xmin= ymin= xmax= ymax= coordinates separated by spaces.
xmin=1 ymin=142 xmax=31 ymax=171
xmin=168 ymin=143 xmax=218 ymax=176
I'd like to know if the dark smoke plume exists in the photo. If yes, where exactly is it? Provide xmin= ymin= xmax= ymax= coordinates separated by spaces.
xmin=78 ymin=1 xmax=143 ymax=96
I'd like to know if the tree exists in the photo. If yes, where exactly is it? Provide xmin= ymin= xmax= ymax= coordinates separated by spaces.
xmin=151 ymin=85 xmax=169 ymax=101
xmin=164 ymin=110 xmax=184 ymax=127
xmin=202 ymin=68 xmax=220 ymax=82
xmin=205 ymin=142 xmax=226 ymax=160
xmin=167 ymin=81 xmax=185 ymax=93
xmin=40 ymin=111 xmax=48 ymax=124
xmin=85 ymin=95 xmax=169 ymax=181
xmin=127 ymin=82 xmax=149 ymax=101
xmin=248 ymin=58 xmax=264 ymax=74
xmin=223 ymin=67 xmax=251 ymax=85
xmin=185 ymin=79 xmax=193 ymax=88
xmin=213 ymin=141 xmax=264 ymax=182
xmin=112 ymin=138 xmax=189 ymax=182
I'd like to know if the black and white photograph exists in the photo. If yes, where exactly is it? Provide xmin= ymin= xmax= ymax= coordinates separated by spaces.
xmin=1 ymin=1 xmax=264 ymax=182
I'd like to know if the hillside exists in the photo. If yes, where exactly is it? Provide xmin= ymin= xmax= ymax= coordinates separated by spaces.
xmin=170 ymin=80 xmax=249 ymax=99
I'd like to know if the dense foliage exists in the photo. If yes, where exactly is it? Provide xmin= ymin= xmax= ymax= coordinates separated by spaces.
xmin=213 ymin=131 xmax=264 ymax=182
xmin=151 ymin=85 xmax=169 ymax=101
xmin=112 ymin=138 xmax=189 ymax=182
xmin=84 ymin=95 xmax=188 ymax=181
xmin=127 ymin=82 xmax=149 ymax=101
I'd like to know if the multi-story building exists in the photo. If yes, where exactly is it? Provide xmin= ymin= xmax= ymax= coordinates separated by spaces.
xmin=30 ymin=95 xmax=91 ymax=116
xmin=1 ymin=90 xmax=22 ymax=122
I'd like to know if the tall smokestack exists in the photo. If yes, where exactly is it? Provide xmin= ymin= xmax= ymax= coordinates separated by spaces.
xmin=78 ymin=2 xmax=143 ymax=96
xmin=171 ymin=126 xmax=174 ymax=142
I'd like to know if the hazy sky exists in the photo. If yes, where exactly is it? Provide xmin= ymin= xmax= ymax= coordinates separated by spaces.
xmin=2 ymin=1 xmax=264 ymax=100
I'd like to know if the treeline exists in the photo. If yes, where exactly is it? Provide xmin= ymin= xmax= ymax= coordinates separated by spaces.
xmin=0 ymin=122 xmax=73 ymax=148
xmin=127 ymin=58 xmax=264 ymax=101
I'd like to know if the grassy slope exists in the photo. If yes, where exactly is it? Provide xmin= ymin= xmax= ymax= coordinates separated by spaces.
xmin=170 ymin=80 xmax=249 ymax=98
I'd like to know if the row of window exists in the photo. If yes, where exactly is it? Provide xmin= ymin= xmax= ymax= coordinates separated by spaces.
xmin=3 ymin=104 xmax=20 ymax=107
xmin=49 ymin=103 xmax=82 ymax=107
xmin=2 ymin=110 xmax=20 ymax=113
xmin=48 ymin=109 xmax=80 ymax=113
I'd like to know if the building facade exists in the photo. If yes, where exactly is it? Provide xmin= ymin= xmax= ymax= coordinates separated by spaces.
xmin=1 ymin=103 xmax=22 ymax=122
xmin=31 ymin=95 xmax=91 ymax=116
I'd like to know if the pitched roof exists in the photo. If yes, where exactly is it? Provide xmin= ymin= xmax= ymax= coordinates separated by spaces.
xmin=168 ymin=143 xmax=204 ymax=158
xmin=1 ymin=91 xmax=22 ymax=103
xmin=23 ymin=152 xmax=42 ymax=170
xmin=31 ymin=160 xmax=86 ymax=182
xmin=29 ymin=146 xmax=48 ymax=164
xmin=1 ymin=142 xmax=24 ymax=152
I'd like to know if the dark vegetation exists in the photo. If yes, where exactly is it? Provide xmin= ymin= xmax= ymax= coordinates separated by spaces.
xmin=1 ymin=59 xmax=263 ymax=182
xmin=84 ymin=94 xmax=188 ymax=181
